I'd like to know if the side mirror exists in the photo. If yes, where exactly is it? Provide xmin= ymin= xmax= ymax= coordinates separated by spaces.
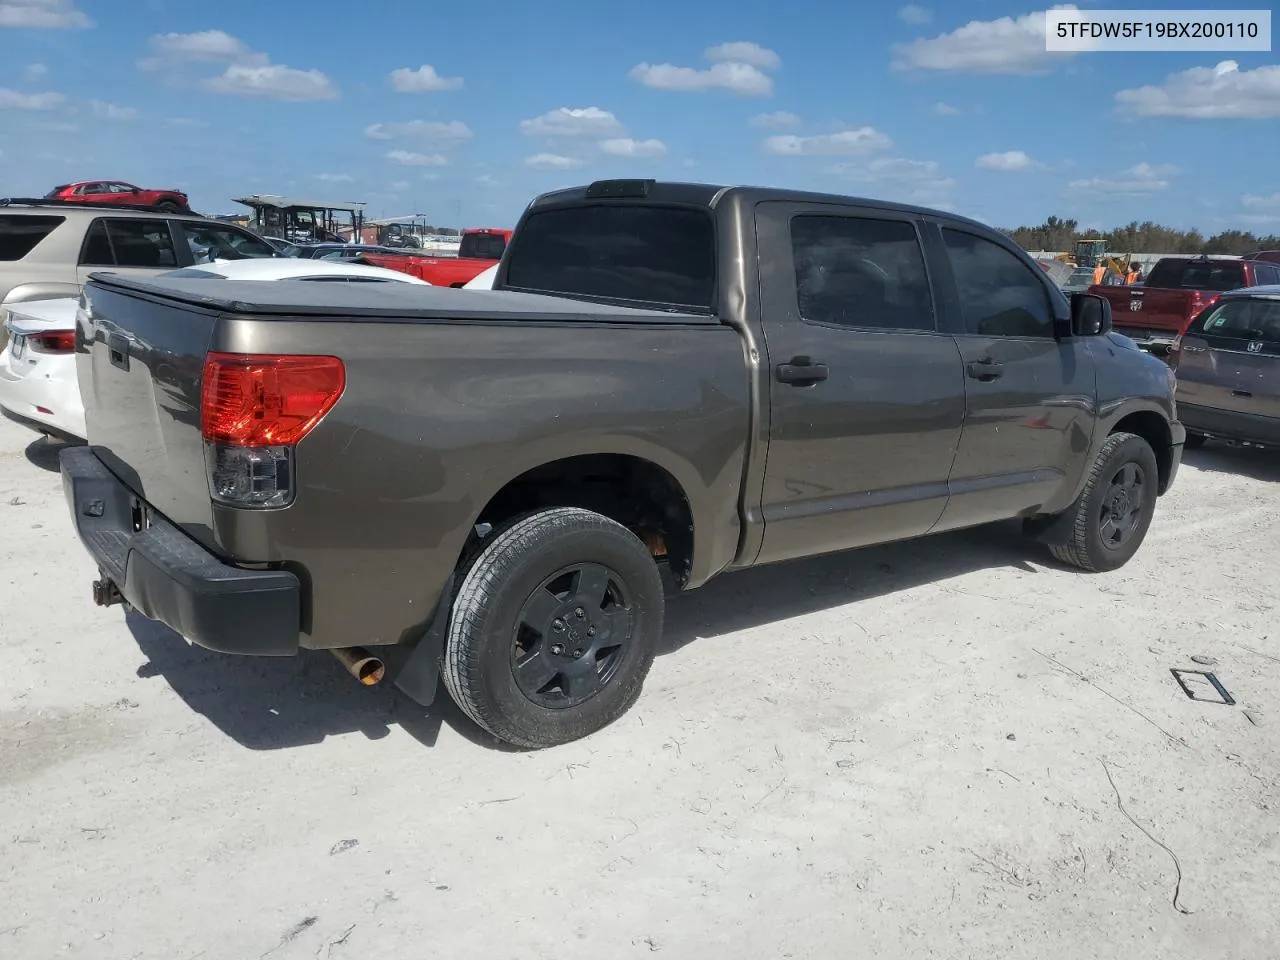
xmin=1070 ymin=292 xmax=1112 ymax=336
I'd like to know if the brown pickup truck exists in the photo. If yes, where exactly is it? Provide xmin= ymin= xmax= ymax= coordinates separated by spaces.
xmin=59 ymin=179 xmax=1185 ymax=748
xmin=1092 ymin=255 xmax=1280 ymax=353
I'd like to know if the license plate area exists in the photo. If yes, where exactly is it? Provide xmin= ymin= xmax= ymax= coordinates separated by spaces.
xmin=10 ymin=334 xmax=26 ymax=360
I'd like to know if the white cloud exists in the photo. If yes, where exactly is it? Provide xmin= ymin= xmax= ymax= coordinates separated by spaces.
xmin=389 ymin=180 xmax=410 ymax=192
xmin=750 ymin=110 xmax=800 ymax=128
xmin=763 ymin=127 xmax=892 ymax=156
xmin=0 ymin=87 xmax=64 ymax=109
xmin=1242 ymin=193 xmax=1280 ymax=209
xmin=314 ymin=173 xmax=353 ymax=183
xmin=1068 ymin=162 xmax=1176 ymax=194
xmin=933 ymin=101 xmax=960 ymax=115
xmin=389 ymin=64 xmax=463 ymax=92
xmin=22 ymin=62 xmax=48 ymax=82
xmin=476 ymin=174 xmax=500 ymax=187
xmin=704 ymin=41 xmax=781 ymax=71
xmin=139 ymin=29 xmax=266 ymax=70
xmin=892 ymin=6 xmax=1081 ymax=74
xmin=599 ymin=137 xmax=667 ymax=158
xmin=1116 ymin=60 xmax=1280 ymax=119
xmin=975 ymin=149 xmax=1036 ymax=171
xmin=519 ymin=106 xmax=625 ymax=138
xmin=164 ymin=117 xmax=208 ymax=128
xmin=386 ymin=150 xmax=449 ymax=166
xmin=0 ymin=0 xmax=90 ymax=29
xmin=898 ymin=4 xmax=932 ymax=24
xmin=206 ymin=63 xmax=337 ymax=101
xmin=363 ymin=119 xmax=473 ymax=144
xmin=90 ymin=100 xmax=137 ymax=120
xmin=630 ymin=60 xmax=773 ymax=95
xmin=525 ymin=153 xmax=585 ymax=169
xmin=630 ymin=41 xmax=780 ymax=95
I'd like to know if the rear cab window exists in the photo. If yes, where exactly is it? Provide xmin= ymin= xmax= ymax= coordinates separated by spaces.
xmin=459 ymin=233 xmax=507 ymax=260
xmin=1145 ymin=258 xmax=1245 ymax=291
xmin=503 ymin=204 xmax=716 ymax=312
xmin=0 ymin=214 xmax=66 ymax=260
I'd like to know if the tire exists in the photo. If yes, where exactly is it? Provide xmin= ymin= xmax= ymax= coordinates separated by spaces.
xmin=153 ymin=200 xmax=182 ymax=213
xmin=441 ymin=507 xmax=664 ymax=749
xmin=1048 ymin=431 xmax=1160 ymax=573
xmin=1184 ymin=432 xmax=1207 ymax=450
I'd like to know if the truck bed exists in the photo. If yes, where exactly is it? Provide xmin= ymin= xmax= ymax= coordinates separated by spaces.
xmin=75 ymin=273 xmax=748 ymax=651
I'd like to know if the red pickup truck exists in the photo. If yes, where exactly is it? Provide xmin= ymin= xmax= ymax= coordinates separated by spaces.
xmin=360 ymin=227 xmax=511 ymax=287
xmin=1090 ymin=255 xmax=1280 ymax=354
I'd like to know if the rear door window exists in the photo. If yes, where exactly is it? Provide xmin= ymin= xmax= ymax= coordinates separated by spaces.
xmin=80 ymin=218 xmax=179 ymax=267
xmin=790 ymin=215 xmax=935 ymax=332
xmin=504 ymin=204 xmax=716 ymax=311
xmin=0 ymin=214 xmax=65 ymax=260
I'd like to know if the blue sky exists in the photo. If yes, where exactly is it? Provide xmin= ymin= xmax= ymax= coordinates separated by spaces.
xmin=1 ymin=0 xmax=1277 ymax=232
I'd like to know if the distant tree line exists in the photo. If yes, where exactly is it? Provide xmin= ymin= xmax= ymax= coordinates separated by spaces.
xmin=1004 ymin=215 xmax=1280 ymax=256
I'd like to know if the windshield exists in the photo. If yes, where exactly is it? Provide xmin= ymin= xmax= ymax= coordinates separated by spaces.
xmin=503 ymin=204 xmax=716 ymax=311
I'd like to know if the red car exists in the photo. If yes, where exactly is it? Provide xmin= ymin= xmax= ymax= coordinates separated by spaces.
xmin=44 ymin=180 xmax=191 ymax=212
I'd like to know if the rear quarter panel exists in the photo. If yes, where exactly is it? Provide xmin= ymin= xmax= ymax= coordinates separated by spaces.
xmin=211 ymin=317 xmax=751 ymax=650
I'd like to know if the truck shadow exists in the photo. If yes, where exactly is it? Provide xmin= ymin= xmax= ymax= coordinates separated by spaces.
xmin=125 ymin=520 xmax=1042 ymax=753
xmin=1181 ymin=443 xmax=1280 ymax=483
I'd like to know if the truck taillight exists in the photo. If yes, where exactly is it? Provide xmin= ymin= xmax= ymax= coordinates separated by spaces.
xmin=200 ymin=353 xmax=345 ymax=509
xmin=1183 ymin=292 xmax=1219 ymax=328
xmin=29 ymin=330 xmax=76 ymax=354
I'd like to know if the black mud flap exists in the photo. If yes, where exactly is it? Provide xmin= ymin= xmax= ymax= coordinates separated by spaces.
xmin=390 ymin=573 xmax=456 ymax=706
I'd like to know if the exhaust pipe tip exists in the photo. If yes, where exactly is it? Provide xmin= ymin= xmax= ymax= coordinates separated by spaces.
xmin=331 ymin=647 xmax=386 ymax=686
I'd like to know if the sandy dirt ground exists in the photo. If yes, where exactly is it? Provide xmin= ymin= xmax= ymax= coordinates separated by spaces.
xmin=1 ymin=414 xmax=1278 ymax=960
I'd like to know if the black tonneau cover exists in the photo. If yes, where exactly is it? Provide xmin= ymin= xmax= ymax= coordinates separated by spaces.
xmin=84 ymin=272 xmax=718 ymax=326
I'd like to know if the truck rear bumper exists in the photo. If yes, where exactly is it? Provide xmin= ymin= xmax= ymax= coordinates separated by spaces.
xmin=59 ymin=445 xmax=301 ymax=656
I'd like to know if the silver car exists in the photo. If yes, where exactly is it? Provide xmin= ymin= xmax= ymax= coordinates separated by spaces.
xmin=1173 ymin=285 xmax=1280 ymax=448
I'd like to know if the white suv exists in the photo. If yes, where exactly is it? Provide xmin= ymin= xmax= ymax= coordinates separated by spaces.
xmin=0 ymin=200 xmax=277 ymax=347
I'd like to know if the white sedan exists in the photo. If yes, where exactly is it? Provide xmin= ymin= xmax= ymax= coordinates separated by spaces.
xmin=0 ymin=258 xmax=429 ymax=442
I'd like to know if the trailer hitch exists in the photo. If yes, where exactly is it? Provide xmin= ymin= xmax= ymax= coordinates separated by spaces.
xmin=92 ymin=578 xmax=124 ymax=607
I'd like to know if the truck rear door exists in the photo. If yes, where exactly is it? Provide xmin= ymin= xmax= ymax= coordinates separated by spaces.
xmin=77 ymin=278 xmax=219 ymax=536
xmin=750 ymin=202 xmax=966 ymax=565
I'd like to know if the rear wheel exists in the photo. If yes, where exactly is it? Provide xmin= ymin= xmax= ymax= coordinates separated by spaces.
xmin=1048 ymin=431 xmax=1159 ymax=573
xmin=1184 ymin=431 xmax=1207 ymax=450
xmin=441 ymin=507 xmax=664 ymax=748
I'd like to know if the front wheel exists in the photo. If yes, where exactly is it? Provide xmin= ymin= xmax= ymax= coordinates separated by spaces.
xmin=1048 ymin=431 xmax=1159 ymax=572
xmin=441 ymin=507 xmax=664 ymax=748
xmin=153 ymin=199 xmax=182 ymax=212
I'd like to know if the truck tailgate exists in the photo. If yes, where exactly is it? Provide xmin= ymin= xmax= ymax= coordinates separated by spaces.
xmin=77 ymin=278 xmax=218 ymax=538
xmin=1123 ymin=286 xmax=1195 ymax=334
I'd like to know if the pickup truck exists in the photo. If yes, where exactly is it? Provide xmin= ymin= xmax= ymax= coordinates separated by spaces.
xmin=1091 ymin=255 xmax=1280 ymax=354
xmin=60 ymin=179 xmax=1185 ymax=749
xmin=359 ymin=227 xmax=511 ymax=287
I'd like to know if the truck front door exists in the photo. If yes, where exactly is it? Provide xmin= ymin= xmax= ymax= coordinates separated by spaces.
xmin=926 ymin=223 xmax=1096 ymax=531
xmin=752 ymin=202 xmax=966 ymax=565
